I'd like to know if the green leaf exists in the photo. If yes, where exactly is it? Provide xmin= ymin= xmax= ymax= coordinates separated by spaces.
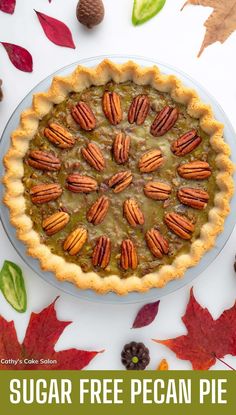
xmin=0 ymin=261 xmax=27 ymax=313
xmin=132 ymin=0 xmax=166 ymax=26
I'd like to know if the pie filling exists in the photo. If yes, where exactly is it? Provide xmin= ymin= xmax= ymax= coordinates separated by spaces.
xmin=22 ymin=81 xmax=218 ymax=278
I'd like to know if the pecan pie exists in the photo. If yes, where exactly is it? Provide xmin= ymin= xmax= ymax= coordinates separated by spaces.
xmin=3 ymin=60 xmax=234 ymax=294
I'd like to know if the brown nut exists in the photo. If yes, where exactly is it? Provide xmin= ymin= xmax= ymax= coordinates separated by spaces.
xmin=145 ymin=228 xmax=169 ymax=258
xmin=102 ymin=91 xmax=122 ymax=125
xmin=42 ymin=211 xmax=70 ymax=236
xmin=120 ymin=239 xmax=138 ymax=271
xmin=92 ymin=236 xmax=111 ymax=269
xmin=177 ymin=160 xmax=212 ymax=180
xmin=151 ymin=106 xmax=179 ymax=137
xmin=86 ymin=196 xmax=110 ymax=225
xmin=123 ymin=198 xmax=145 ymax=227
xmin=71 ymin=101 xmax=96 ymax=131
xmin=171 ymin=129 xmax=202 ymax=156
xmin=81 ymin=143 xmax=105 ymax=171
xmin=113 ymin=132 xmax=130 ymax=164
xmin=139 ymin=149 xmax=164 ymax=173
xmin=44 ymin=123 xmax=75 ymax=149
xmin=177 ymin=187 xmax=209 ymax=209
xmin=63 ymin=227 xmax=87 ymax=256
xmin=164 ymin=212 xmax=194 ymax=240
xmin=144 ymin=181 xmax=171 ymax=200
xmin=66 ymin=174 xmax=98 ymax=193
xmin=128 ymin=94 xmax=150 ymax=125
xmin=27 ymin=150 xmax=61 ymax=171
xmin=108 ymin=170 xmax=132 ymax=193
xmin=30 ymin=183 xmax=62 ymax=204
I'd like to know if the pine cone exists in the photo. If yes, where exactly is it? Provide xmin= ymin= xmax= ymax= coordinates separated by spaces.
xmin=0 ymin=80 xmax=3 ymax=102
xmin=121 ymin=341 xmax=150 ymax=370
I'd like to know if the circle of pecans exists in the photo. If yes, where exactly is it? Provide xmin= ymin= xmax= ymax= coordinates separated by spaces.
xmin=26 ymin=91 xmax=212 ymax=273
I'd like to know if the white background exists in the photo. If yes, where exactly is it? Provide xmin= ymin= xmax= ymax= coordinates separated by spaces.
xmin=0 ymin=0 xmax=236 ymax=370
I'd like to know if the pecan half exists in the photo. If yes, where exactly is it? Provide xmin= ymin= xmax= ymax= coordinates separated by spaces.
xmin=144 ymin=181 xmax=171 ymax=200
xmin=145 ymin=228 xmax=169 ymax=258
xmin=113 ymin=132 xmax=130 ymax=164
xmin=177 ymin=187 xmax=209 ymax=210
xmin=71 ymin=101 xmax=96 ymax=131
xmin=123 ymin=198 xmax=144 ymax=227
xmin=108 ymin=171 xmax=132 ymax=193
xmin=177 ymin=161 xmax=212 ymax=180
xmin=30 ymin=183 xmax=62 ymax=204
xmin=102 ymin=91 xmax=122 ymax=125
xmin=151 ymin=106 xmax=179 ymax=137
xmin=139 ymin=149 xmax=164 ymax=173
xmin=27 ymin=150 xmax=61 ymax=171
xmin=86 ymin=195 xmax=110 ymax=225
xmin=44 ymin=123 xmax=75 ymax=149
xmin=81 ymin=143 xmax=105 ymax=171
xmin=92 ymin=236 xmax=111 ymax=269
xmin=66 ymin=174 xmax=98 ymax=193
xmin=164 ymin=212 xmax=194 ymax=240
xmin=63 ymin=227 xmax=87 ymax=256
xmin=171 ymin=129 xmax=202 ymax=156
xmin=42 ymin=211 xmax=70 ymax=236
xmin=128 ymin=94 xmax=150 ymax=125
xmin=120 ymin=239 xmax=138 ymax=270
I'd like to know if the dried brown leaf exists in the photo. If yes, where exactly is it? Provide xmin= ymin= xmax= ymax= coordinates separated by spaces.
xmin=182 ymin=0 xmax=236 ymax=56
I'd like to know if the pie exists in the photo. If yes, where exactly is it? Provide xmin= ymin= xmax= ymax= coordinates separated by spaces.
xmin=3 ymin=60 xmax=234 ymax=295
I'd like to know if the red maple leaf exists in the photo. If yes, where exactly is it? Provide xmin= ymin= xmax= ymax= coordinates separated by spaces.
xmin=153 ymin=288 xmax=236 ymax=370
xmin=0 ymin=298 xmax=103 ymax=370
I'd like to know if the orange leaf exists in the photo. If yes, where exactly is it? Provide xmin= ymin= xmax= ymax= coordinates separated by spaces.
xmin=181 ymin=0 xmax=236 ymax=56
xmin=157 ymin=358 xmax=169 ymax=370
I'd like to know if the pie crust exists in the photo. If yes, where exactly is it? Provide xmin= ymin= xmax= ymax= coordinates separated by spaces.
xmin=3 ymin=60 xmax=234 ymax=295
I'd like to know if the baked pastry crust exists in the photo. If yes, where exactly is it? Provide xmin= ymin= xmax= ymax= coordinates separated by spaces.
xmin=3 ymin=59 xmax=234 ymax=295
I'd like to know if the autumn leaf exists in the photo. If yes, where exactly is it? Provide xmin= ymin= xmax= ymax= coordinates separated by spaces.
xmin=153 ymin=288 xmax=236 ymax=370
xmin=132 ymin=0 xmax=166 ymax=26
xmin=0 ymin=42 xmax=33 ymax=72
xmin=0 ymin=0 xmax=16 ymax=14
xmin=0 ymin=298 xmax=102 ymax=370
xmin=156 ymin=358 xmax=169 ymax=370
xmin=35 ymin=10 xmax=76 ymax=49
xmin=0 ymin=80 xmax=3 ymax=101
xmin=181 ymin=0 xmax=236 ymax=56
xmin=132 ymin=300 xmax=160 ymax=328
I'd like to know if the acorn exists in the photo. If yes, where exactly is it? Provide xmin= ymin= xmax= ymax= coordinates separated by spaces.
xmin=76 ymin=0 xmax=105 ymax=29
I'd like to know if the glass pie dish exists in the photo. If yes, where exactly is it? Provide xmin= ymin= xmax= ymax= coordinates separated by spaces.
xmin=1 ymin=55 xmax=236 ymax=303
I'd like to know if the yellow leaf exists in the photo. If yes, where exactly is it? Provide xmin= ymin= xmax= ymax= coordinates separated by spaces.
xmin=181 ymin=0 xmax=236 ymax=56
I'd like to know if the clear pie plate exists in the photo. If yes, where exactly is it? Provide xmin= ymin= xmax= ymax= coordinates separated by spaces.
xmin=1 ymin=55 xmax=236 ymax=304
